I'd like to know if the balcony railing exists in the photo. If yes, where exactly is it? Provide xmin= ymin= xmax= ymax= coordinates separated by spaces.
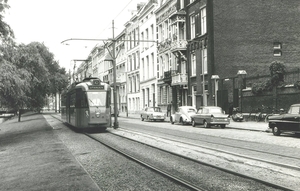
xmin=116 ymin=72 xmax=126 ymax=83
xmin=172 ymin=73 xmax=188 ymax=86
xmin=170 ymin=39 xmax=187 ymax=52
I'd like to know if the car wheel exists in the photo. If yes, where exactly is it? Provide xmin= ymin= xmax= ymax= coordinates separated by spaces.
xmin=180 ymin=118 xmax=185 ymax=125
xmin=204 ymin=120 xmax=210 ymax=128
xmin=192 ymin=119 xmax=196 ymax=127
xmin=141 ymin=115 xmax=144 ymax=121
xmin=170 ymin=117 xmax=174 ymax=124
xmin=272 ymin=126 xmax=281 ymax=136
xmin=220 ymin=124 xmax=226 ymax=129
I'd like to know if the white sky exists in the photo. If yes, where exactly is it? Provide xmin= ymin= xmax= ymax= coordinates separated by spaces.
xmin=4 ymin=0 xmax=146 ymax=71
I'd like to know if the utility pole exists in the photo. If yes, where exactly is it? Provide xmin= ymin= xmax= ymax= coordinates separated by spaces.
xmin=111 ymin=20 xmax=119 ymax=129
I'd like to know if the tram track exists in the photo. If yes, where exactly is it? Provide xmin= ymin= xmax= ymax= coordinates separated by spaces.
xmin=50 ymin=114 xmax=295 ymax=190
xmin=108 ymin=128 xmax=298 ymax=191
xmin=117 ymin=127 xmax=300 ymax=172
xmin=85 ymin=132 xmax=293 ymax=191
xmin=84 ymin=133 xmax=205 ymax=191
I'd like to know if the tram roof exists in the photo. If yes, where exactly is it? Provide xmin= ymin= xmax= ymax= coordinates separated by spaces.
xmin=63 ymin=77 xmax=109 ymax=93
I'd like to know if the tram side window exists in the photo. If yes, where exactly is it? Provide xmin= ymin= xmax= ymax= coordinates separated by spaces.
xmin=106 ymin=90 xmax=111 ymax=108
xmin=75 ymin=89 xmax=88 ymax=108
xmin=81 ymin=93 xmax=88 ymax=107
xmin=70 ymin=93 xmax=76 ymax=107
xmin=61 ymin=95 xmax=66 ymax=107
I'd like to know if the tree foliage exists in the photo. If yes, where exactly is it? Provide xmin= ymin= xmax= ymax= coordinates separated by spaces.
xmin=0 ymin=0 xmax=14 ymax=44
xmin=251 ymin=61 xmax=285 ymax=95
xmin=0 ymin=2 xmax=69 ymax=116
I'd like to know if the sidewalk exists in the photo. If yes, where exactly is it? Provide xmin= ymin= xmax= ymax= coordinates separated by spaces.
xmin=118 ymin=112 xmax=270 ymax=132
xmin=0 ymin=112 xmax=100 ymax=191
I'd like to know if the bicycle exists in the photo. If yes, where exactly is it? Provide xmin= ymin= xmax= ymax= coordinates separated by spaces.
xmin=255 ymin=105 xmax=268 ymax=122
xmin=264 ymin=107 xmax=285 ymax=122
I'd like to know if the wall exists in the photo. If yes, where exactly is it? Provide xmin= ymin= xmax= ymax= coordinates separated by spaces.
xmin=213 ymin=0 xmax=300 ymax=80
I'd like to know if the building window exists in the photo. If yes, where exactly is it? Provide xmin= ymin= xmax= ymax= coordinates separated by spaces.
xmin=202 ymin=48 xmax=207 ymax=74
xmin=192 ymin=85 xmax=196 ymax=108
xmin=273 ymin=42 xmax=282 ymax=57
xmin=151 ymin=24 xmax=154 ymax=45
xmin=191 ymin=53 xmax=196 ymax=76
xmin=136 ymin=28 xmax=139 ymax=45
xmin=146 ymin=55 xmax=149 ymax=80
xmin=141 ymin=32 xmax=144 ymax=50
xmin=151 ymin=52 xmax=155 ymax=78
xmin=142 ymin=58 xmax=145 ymax=81
xmin=201 ymin=8 xmax=207 ymax=35
xmin=190 ymin=15 xmax=195 ymax=39
xmin=146 ymin=28 xmax=149 ymax=48
xmin=160 ymin=86 xmax=163 ymax=104
xmin=180 ymin=0 xmax=184 ymax=9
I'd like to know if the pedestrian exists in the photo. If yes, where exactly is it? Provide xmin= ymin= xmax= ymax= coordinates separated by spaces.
xmin=167 ymin=102 xmax=172 ymax=117
xmin=229 ymin=103 xmax=233 ymax=117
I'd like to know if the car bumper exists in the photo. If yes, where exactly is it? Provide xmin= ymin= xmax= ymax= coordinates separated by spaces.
xmin=152 ymin=116 xmax=166 ymax=120
xmin=210 ymin=121 xmax=230 ymax=125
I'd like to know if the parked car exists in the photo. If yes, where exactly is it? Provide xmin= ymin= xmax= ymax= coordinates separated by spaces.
xmin=268 ymin=103 xmax=300 ymax=136
xmin=190 ymin=106 xmax=230 ymax=128
xmin=170 ymin=106 xmax=197 ymax=125
xmin=141 ymin=107 xmax=166 ymax=122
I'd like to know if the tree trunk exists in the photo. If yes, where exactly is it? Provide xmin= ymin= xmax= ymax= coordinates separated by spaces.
xmin=18 ymin=109 xmax=21 ymax=122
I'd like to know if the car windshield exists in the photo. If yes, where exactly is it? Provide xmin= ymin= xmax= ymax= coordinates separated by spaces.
xmin=288 ymin=106 xmax=300 ymax=114
xmin=148 ymin=107 xmax=161 ymax=112
xmin=154 ymin=107 xmax=162 ymax=112
xmin=87 ymin=92 xmax=106 ymax=107
xmin=187 ymin=108 xmax=197 ymax=113
xmin=209 ymin=108 xmax=223 ymax=114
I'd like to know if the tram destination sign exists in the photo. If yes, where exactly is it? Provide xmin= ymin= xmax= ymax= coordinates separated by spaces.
xmin=88 ymin=85 xmax=105 ymax=90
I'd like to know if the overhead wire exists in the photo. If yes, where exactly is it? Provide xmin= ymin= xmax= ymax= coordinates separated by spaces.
xmin=97 ymin=0 xmax=135 ymax=38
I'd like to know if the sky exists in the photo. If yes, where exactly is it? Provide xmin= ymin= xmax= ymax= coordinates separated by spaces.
xmin=4 ymin=0 xmax=146 ymax=71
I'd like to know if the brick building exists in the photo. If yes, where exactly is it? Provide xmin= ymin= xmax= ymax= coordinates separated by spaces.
xmin=184 ymin=0 xmax=300 ymax=111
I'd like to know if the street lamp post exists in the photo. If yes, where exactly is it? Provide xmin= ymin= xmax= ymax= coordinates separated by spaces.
xmin=237 ymin=70 xmax=247 ymax=113
xmin=211 ymin=75 xmax=220 ymax=106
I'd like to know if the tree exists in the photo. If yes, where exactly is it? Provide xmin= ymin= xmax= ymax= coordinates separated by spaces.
xmin=0 ymin=1 xmax=68 ymax=119
xmin=269 ymin=61 xmax=285 ymax=86
xmin=1 ymin=41 xmax=69 ymax=120
xmin=0 ymin=59 xmax=31 ymax=121
xmin=0 ymin=0 xmax=14 ymax=44
xmin=251 ymin=61 xmax=285 ymax=95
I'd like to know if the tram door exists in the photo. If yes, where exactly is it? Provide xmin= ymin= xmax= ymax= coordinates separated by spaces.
xmin=69 ymin=92 xmax=76 ymax=126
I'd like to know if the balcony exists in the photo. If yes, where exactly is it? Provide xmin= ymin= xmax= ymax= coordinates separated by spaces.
xmin=170 ymin=39 xmax=187 ymax=52
xmin=163 ymin=70 xmax=174 ymax=85
xmin=172 ymin=73 xmax=188 ymax=86
xmin=116 ymin=72 xmax=126 ymax=83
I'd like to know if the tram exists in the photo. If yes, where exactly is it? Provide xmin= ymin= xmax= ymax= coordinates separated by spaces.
xmin=61 ymin=77 xmax=111 ymax=130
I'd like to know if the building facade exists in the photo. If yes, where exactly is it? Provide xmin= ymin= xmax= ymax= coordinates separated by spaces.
xmin=156 ymin=0 xmax=188 ymax=113
xmin=72 ymin=0 xmax=300 ymax=114
xmin=139 ymin=0 xmax=158 ymax=108
xmin=125 ymin=6 xmax=143 ymax=113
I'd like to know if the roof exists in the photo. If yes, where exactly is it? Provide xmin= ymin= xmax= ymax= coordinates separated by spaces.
xmin=291 ymin=104 xmax=300 ymax=106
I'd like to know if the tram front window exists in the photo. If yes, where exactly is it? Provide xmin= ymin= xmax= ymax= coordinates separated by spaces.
xmin=87 ymin=92 xmax=106 ymax=107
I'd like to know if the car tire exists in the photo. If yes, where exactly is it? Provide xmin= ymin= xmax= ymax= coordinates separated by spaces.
xmin=272 ymin=126 xmax=281 ymax=136
xmin=180 ymin=118 xmax=185 ymax=125
xmin=192 ymin=119 xmax=196 ymax=127
xmin=204 ymin=120 xmax=210 ymax=128
xmin=220 ymin=124 xmax=226 ymax=129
